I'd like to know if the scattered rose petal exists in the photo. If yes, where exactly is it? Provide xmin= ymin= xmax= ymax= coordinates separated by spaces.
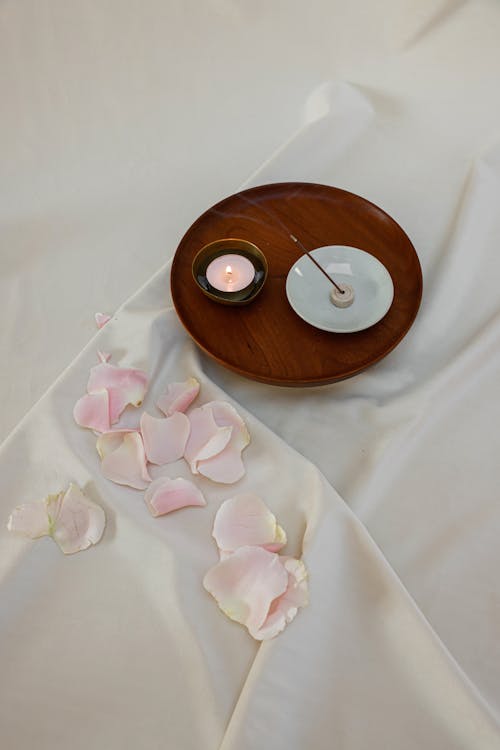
xmin=140 ymin=412 xmax=190 ymax=465
xmin=7 ymin=484 xmax=105 ymax=555
xmin=73 ymin=390 xmax=110 ymax=433
xmin=144 ymin=477 xmax=206 ymax=517
xmin=87 ymin=362 xmax=148 ymax=423
xmin=184 ymin=401 xmax=249 ymax=483
xmin=251 ymin=557 xmax=309 ymax=640
xmin=96 ymin=430 xmax=151 ymax=489
xmin=203 ymin=545 xmax=288 ymax=635
xmin=195 ymin=426 xmax=232 ymax=461
xmin=184 ymin=405 xmax=233 ymax=474
xmin=95 ymin=312 xmax=111 ymax=329
xmin=197 ymin=401 xmax=250 ymax=484
xmin=7 ymin=499 xmax=51 ymax=539
xmin=46 ymin=484 xmax=106 ymax=554
xmin=198 ymin=445 xmax=245 ymax=484
xmin=205 ymin=493 xmax=308 ymax=640
xmin=97 ymin=350 xmax=111 ymax=363
xmin=213 ymin=494 xmax=287 ymax=555
xmin=156 ymin=377 xmax=200 ymax=417
xmin=74 ymin=361 xmax=148 ymax=433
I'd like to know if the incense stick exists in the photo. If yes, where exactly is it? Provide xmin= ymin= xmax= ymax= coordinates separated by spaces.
xmin=289 ymin=234 xmax=345 ymax=294
xmin=237 ymin=192 xmax=345 ymax=294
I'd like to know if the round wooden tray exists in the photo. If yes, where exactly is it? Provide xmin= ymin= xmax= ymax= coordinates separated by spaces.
xmin=171 ymin=182 xmax=422 ymax=386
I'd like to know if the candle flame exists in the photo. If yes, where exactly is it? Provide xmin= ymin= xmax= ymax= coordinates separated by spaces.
xmin=225 ymin=265 xmax=232 ymax=275
xmin=225 ymin=265 xmax=233 ymax=283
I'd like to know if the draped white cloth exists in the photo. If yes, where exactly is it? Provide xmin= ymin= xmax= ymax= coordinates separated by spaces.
xmin=2 ymin=1 xmax=500 ymax=747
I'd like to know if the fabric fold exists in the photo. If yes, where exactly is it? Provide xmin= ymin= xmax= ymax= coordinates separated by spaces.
xmin=3 ymin=14 xmax=500 ymax=746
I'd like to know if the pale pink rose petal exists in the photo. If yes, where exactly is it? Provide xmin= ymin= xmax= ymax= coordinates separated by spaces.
xmin=73 ymin=389 xmax=110 ymax=433
xmin=46 ymin=484 xmax=106 ymax=555
xmin=96 ymin=430 xmax=151 ymax=489
xmin=250 ymin=557 xmax=309 ymax=641
xmin=95 ymin=312 xmax=111 ymax=329
xmin=184 ymin=405 xmax=232 ymax=474
xmin=140 ymin=412 xmax=190 ymax=466
xmin=197 ymin=447 xmax=244 ymax=484
xmin=144 ymin=476 xmax=206 ymax=517
xmin=7 ymin=499 xmax=52 ymax=539
xmin=107 ymin=389 xmax=131 ymax=425
xmin=7 ymin=485 xmax=106 ymax=555
xmin=207 ymin=401 xmax=249 ymax=438
xmin=197 ymin=401 xmax=250 ymax=484
xmin=194 ymin=426 xmax=232 ymax=462
xmin=156 ymin=377 xmax=200 ymax=417
xmin=97 ymin=350 xmax=111 ymax=363
xmin=87 ymin=363 xmax=148 ymax=423
xmin=213 ymin=494 xmax=287 ymax=555
xmin=203 ymin=546 xmax=288 ymax=635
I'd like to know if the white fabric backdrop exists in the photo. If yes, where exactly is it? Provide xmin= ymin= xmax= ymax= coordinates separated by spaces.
xmin=2 ymin=1 xmax=500 ymax=748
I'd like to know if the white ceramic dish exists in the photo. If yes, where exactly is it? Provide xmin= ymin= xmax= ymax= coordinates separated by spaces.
xmin=286 ymin=245 xmax=394 ymax=333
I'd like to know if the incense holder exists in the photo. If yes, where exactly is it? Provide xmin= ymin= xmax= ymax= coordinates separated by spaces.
xmin=286 ymin=245 xmax=394 ymax=333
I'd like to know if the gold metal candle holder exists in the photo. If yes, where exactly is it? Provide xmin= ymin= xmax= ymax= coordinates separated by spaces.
xmin=192 ymin=238 xmax=268 ymax=305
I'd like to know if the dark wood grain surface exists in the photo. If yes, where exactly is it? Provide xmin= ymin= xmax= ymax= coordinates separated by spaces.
xmin=171 ymin=182 xmax=422 ymax=386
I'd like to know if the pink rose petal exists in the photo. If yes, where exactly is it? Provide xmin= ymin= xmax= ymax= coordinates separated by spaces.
xmin=251 ymin=557 xmax=309 ymax=640
xmin=46 ymin=484 xmax=106 ymax=555
xmin=87 ymin=362 xmax=148 ymax=424
xmin=203 ymin=546 xmax=288 ymax=635
xmin=184 ymin=401 xmax=249 ymax=483
xmin=140 ymin=412 xmax=190 ymax=466
xmin=197 ymin=402 xmax=250 ymax=484
xmin=95 ymin=312 xmax=111 ymax=329
xmin=144 ymin=476 xmax=206 ymax=517
xmin=156 ymin=377 xmax=200 ymax=417
xmin=184 ymin=405 xmax=233 ymax=474
xmin=7 ymin=484 xmax=106 ymax=555
xmin=96 ymin=430 xmax=151 ymax=489
xmin=197 ymin=446 xmax=245 ymax=484
xmin=213 ymin=494 xmax=287 ymax=555
xmin=73 ymin=389 xmax=110 ymax=433
xmin=195 ymin=427 xmax=232 ymax=461
xmin=7 ymin=499 xmax=52 ymax=539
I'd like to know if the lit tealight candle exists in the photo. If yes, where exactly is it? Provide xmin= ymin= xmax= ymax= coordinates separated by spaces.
xmin=205 ymin=253 xmax=256 ymax=292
